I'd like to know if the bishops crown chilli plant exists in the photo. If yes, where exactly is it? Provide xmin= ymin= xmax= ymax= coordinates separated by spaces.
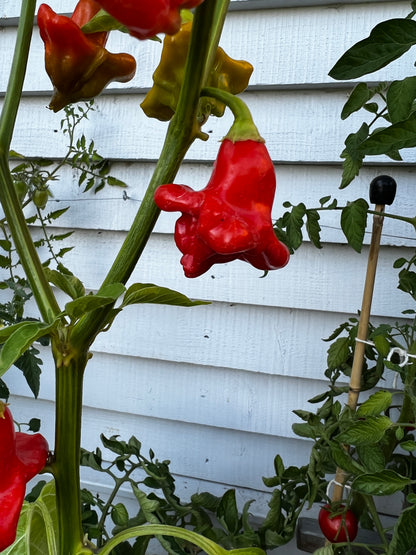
xmin=2 ymin=1 xmax=416 ymax=555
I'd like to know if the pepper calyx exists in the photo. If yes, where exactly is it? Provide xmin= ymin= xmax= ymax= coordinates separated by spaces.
xmin=200 ymin=86 xmax=263 ymax=143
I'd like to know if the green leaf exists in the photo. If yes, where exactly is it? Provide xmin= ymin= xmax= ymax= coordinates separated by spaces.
xmin=352 ymin=469 xmax=411 ymax=496
xmin=81 ymin=9 xmax=129 ymax=34
xmin=340 ymin=198 xmax=369 ymax=252
xmin=3 ymin=480 xmax=58 ymax=554
xmin=0 ymin=321 xmax=57 ymax=378
xmin=217 ymin=490 xmax=240 ymax=535
xmin=359 ymin=112 xmax=416 ymax=155
xmin=14 ymin=347 xmax=43 ymax=399
xmin=44 ymin=265 xmax=85 ymax=300
xmin=327 ymin=336 xmax=350 ymax=370
xmin=292 ymin=422 xmax=319 ymax=439
xmin=340 ymin=124 xmax=369 ymax=188
xmin=305 ymin=210 xmax=322 ymax=248
xmin=356 ymin=444 xmax=385 ymax=473
xmin=285 ymin=203 xmax=306 ymax=250
xmin=400 ymin=440 xmax=416 ymax=452
xmin=65 ymin=283 xmax=125 ymax=320
xmin=329 ymin=18 xmax=416 ymax=80
xmin=336 ymin=416 xmax=392 ymax=445
xmin=111 ymin=503 xmax=129 ymax=527
xmin=121 ymin=283 xmax=209 ymax=308
xmin=388 ymin=504 xmax=416 ymax=555
xmin=331 ymin=444 xmax=364 ymax=475
xmin=341 ymin=83 xmax=373 ymax=120
xmin=387 ymin=76 xmax=416 ymax=123
xmin=356 ymin=390 xmax=392 ymax=417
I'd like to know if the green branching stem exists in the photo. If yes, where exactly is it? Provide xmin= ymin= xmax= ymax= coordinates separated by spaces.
xmin=70 ymin=0 xmax=230 ymax=351
xmin=0 ymin=0 xmax=61 ymax=325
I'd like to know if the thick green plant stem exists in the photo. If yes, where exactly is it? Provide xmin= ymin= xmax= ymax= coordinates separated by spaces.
xmin=0 ymin=0 xmax=60 ymax=324
xmin=71 ymin=0 xmax=229 ymax=350
xmin=51 ymin=344 xmax=92 ymax=555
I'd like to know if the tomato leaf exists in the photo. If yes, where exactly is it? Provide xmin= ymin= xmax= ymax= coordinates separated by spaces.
xmin=359 ymin=112 xmax=416 ymax=155
xmin=341 ymin=83 xmax=373 ymax=120
xmin=352 ymin=469 xmax=412 ymax=496
xmin=336 ymin=416 xmax=392 ymax=445
xmin=340 ymin=198 xmax=368 ymax=252
xmin=329 ymin=18 xmax=416 ymax=80
xmin=387 ymin=76 xmax=416 ymax=123
xmin=327 ymin=336 xmax=350 ymax=370
xmin=356 ymin=390 xmax=392 ymax=417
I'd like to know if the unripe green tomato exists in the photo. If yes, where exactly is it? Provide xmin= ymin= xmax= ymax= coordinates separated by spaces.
xmin=14 ymin=181 xmax=28 ymax=202
xmin=33 ymin=189 xmax=49 ymax=209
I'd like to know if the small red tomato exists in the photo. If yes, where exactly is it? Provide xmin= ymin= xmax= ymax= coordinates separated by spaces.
xmin=318 ymin=504 xmax=358 ymax=543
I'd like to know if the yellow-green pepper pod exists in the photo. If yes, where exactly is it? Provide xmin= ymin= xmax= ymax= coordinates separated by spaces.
xmin=141 ymin=21 xmax=253 ymax=122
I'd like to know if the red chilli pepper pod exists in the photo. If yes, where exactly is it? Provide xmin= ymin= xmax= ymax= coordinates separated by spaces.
xmin=154 ymin=87 xmax=290 ymax=278
xmin=0 ymin=402 xmax=49 ymax=551
xmin=37 ymin=0 xmax=136 ymax=111
xmin=94 ymin=0 xmax=205 ymax=40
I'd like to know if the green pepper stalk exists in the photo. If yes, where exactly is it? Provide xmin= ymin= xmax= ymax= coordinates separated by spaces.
xmin=70 ymin=0 xmax=231 ymax=351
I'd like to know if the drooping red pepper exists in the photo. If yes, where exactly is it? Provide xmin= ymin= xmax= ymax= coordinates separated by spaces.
xmin=154 ymin=88 xmax=290 ymax=278
xmin=0 ymin=401 xmax=49 ymax=551
xmin=37 ymin=0 xmax=136 ymax=112
xmin=94 ymin=0 xmax=205 ymax=40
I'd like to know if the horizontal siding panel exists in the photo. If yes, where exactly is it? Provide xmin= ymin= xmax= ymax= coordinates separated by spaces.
xmin=7 ymin=90 xmax=416 ymax=164
xmin=0 ymin=3 xmax=412 ymax=93
xmin=27 ymin=228 xmax=413 ymax=316
xmin=1 ymin=1 xmax=406 ymax=20
xmin=20 ymin=162 xmax=416 ymax=249
xmin=7 ymin=347 xmax=399 ymax=438
xmin=9 ymin=394 xmax=312 ymax=490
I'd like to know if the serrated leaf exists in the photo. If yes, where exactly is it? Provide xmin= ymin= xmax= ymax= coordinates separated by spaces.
xmin=352 ymin=469 xmax=411 ymax=496
xmin=336 ymin=415 xmax=392 ymax=445
xmin=285 ymin=203 xmax=306 ymax=250
xmin=14 ymin=347 xmax=43 ymax=399
xmin=327 ymin=336 xmax=350 ymax=370
xmin=340 ymin=198 xmax=369 ymax=252
xmin=121 ymin=283 xmax=209 ymax=308
xmin=329 ymin=18 xmax=416 ymax=80
xmin=356 ymin=390 xmax=392 ymax=417
xmin=305 ymin=210 xmax=322 ymax=248
xmin=387 ymin=76 xmax=416 ymax=123
xmin=341 ymin=83 xmax=373 ymax=119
